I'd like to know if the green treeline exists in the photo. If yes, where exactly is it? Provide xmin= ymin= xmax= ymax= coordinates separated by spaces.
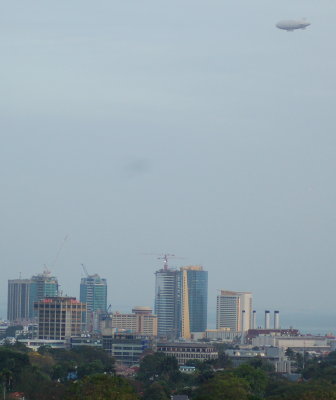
xmin=1 ymin=343 xmax=336 ymax=400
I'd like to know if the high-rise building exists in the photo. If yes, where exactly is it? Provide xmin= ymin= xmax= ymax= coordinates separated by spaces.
xmin=80 ymin=274 xmax=107 ymax=313
xmin=154 ymin=262 xmax=208 ymax=339
xmin=216 ymin=290 xmax=252 ymax=332
xmin=154 ymin=267 xmax=180 ymax=338
xmin=7 ymin=270 xmax=59 ymax=322
xmin=179 ymin=266 xmax=208 ymax=339
xmin=80 ymin=274 xmax=107 ymax=332
xmin=35 ymin=297 xmax=86 ymax=340
xmin=31 ymin=270 xmax=59 ymax=301
xmin=7 ymin=279 xmax=33 ymax=322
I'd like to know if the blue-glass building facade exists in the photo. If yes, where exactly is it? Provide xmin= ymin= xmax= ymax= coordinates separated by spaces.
xmin=154 ymin=265 xmax=208 ymax=339
xmin=183 ymin=267 xmax=208 ymax=333
xmin=30 ymin=271 xmax=59 ymax=317
xmin=7 ymin=271 xmax=59 ymax=322
xmin=80 ymin=274 xmax=107 ymax=313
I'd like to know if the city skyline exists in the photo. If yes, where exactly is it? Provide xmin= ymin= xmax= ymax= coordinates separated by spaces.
xmin=2 ymin=260 xmax=335 ymax=335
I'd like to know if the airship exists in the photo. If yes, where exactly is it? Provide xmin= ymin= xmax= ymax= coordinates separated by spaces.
xmin=276 ymin=19 xmax=311 ymax=31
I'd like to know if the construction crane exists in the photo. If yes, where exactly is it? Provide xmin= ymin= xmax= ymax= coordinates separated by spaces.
xmin=51 ymin=235 xmax=68 ymax=268
xmin=81 ymin=263 xmax=89 ymax=277
xmin=157 ymin=253 xmax=176 ymax=270
xmin=143 ymin=253 xmax=185 ymax=270
xmin=42 ymin=235 xmax=69 ymax=274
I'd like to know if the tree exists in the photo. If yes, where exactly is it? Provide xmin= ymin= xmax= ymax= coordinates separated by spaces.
xmin=234 ymin=364 xmax=268 ymax=398
xmin=0 ymin=368 xmax=13 ymax=399
xmin=143 ymin=383 xmax=170 ymax=400
xmin=209 ymin=352 xmax=232 ymax=369
xmin=285 ymin=347 xmax=295 ymax=360
xmin=266 ymin=381 xmax=336 ymax=400
xmin=137 ymin=353 xmax=181 ymax=387
xmin=0 ymin=348 xmax=30 ymax=389
xmin=16 ymin=366 xmax=52 ymax=400
xmin=248 ymin=357 xmax=275 ymax=372
xmin=29 ymin=352 xmax=55 ymax=376
xmin=77 ymin=360 xmax=105 ymax=378
xmin=194 ymin=373 xmax=250 ymax=400
xmin=64 ymin=374 xmax=138 ymax=400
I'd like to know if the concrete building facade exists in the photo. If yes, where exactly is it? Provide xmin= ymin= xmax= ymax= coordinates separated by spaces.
xmin=157 ymin=342 xmax=218 ymax=365
xmin=7 ymin=279 xmax=33 ymax=322
xmin=216 ymin=290 xmax=252 ymax=332
xmin=103 ymin=307 xmax=158 ymax=336
xmin=103 ymin=333 xmax=153 ymax=366
xmin=34 ymin=297 xmax=86 ymax=340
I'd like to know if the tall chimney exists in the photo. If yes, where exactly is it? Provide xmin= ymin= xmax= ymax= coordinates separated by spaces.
xmin=241 ymin=310 xmax=246 ymax=332
xmin=241 ymin=310 xmax=246 ymax=344
xmin=252 ymin=310 xmax=257 ymax=329
xmin=265 ymin=310 xmax=270 ymax=329
xmin=274 ymin=310 xmax=280 ymax=329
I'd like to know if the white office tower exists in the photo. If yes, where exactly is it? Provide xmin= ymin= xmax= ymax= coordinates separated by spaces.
xmin=252 ymin=310 xmax=257 ymax=329
xmin=274 ymin=310 xmax=280 ymax=329
xmin=216 ymin=290 xmax=252 ymax=332
xmin=265 ymin=310 xmax=270 ymax=329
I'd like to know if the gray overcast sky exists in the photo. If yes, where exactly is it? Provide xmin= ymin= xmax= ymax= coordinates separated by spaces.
xmin=1 ymin=0 xmax=336 ymax=328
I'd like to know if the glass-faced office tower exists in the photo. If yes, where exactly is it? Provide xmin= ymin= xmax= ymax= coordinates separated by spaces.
xmin=179 ymin=266 xmax=208 ymax=337
xmin=80 ymin=274 xmax=107 ymax=332
xmin=155 ymin=265 xmax=208 ymax=339
xmin=30 ymin=271 xmax=59 ymax=303
xmin=154 ymin=267 xmax=180 ymax=338
xmin=7 ymin=270 xmax=59 ymax=322
xmin=80 ymin=274 xmax=107 ymax=313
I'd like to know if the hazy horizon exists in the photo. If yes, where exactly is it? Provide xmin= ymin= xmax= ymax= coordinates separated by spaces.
xmin=1 ymin=0 xmax=336 ymax=332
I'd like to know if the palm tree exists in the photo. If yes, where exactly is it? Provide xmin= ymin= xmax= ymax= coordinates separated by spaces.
xmin=0 ymin=368 xmax=13 ymax=400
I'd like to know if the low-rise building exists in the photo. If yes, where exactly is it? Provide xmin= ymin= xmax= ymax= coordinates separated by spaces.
xmin=70 ymin=335 xmax=103 ymax=348
xmin=157 ymin=342 xmax=218 ymax=365
xmin=103 ymin=333 xmax=153 ymax=366
xmin=206 ymin=328 xmax=240 ymax=342
xmin=102 ymin=307 xmax=157 ymax=336
xmin=225 ymin=347 xmax=291 ymax=373
xmin=252 ymin=334 xmax=330 ymax=353
xmin=18 ymin=338 xmax=67 ymax=351
xmin=246 ymin=329 xmax=299 ymax=344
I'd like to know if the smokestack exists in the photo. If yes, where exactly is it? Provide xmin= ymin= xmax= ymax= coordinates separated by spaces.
xmin=265 ymin=310 xmax=270 ymax=329
xmin=274 ymin=310 xmax=280 ymax=329
xmin=252 ymin=310 xmax=257 ymax=329
xmin=241 ymin=310 xmax=246 ymax=344
xmin=241 ymin=310 xmax=246 ymax=332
